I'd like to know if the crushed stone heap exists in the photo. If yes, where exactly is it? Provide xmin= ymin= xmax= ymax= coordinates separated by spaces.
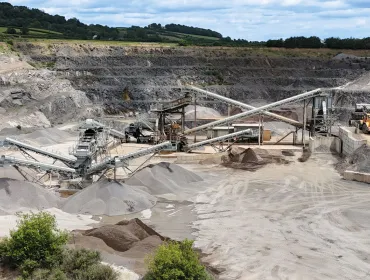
xmin=124 ymin=162 xmax=203 ymax=196
xmin=0 ymin=178 xmax=60 ymax=214
xmin=337 ymin=144 xmax=370 ymax=174
xmin=62 ymin=179 xmax=156 ymax=216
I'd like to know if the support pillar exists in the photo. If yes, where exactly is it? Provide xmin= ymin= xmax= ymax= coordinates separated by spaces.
xmin=194 ymin=93 xmax=197 ymax=143
xmin=258 ymin=114 xmax=261 ymax=146
xmin=303 ymin=100 xmax=307 ymax=148
xmin=181 ymin=107 xmax=185 ymax=133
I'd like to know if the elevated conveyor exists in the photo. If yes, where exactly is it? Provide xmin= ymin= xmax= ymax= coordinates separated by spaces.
xmin=187 ymin=85 xmax=303 ymax=128
xmin=4 ymin=138 xmax=76 ymax=165
xmin=184 ymin=88 xmax=322 ymax=135
xmin=0 ymin=155 xmax=76 ymax=174
xmin=186 ymin=129 xmax=252 ymax=151
xmin=86 ymin=141 xmax=171 ymax=175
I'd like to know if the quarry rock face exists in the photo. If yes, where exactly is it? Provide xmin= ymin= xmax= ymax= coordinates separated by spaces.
xmin=1 ymin=43 xmax=370 ymax=127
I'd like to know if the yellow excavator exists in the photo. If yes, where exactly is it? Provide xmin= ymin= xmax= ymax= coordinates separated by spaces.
xmin=350 ymin=104 xmax=370 ymax=134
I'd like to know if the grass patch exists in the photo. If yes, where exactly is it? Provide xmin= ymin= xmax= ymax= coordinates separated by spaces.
xmin=26 ymin=38 xmax=178 ymax=47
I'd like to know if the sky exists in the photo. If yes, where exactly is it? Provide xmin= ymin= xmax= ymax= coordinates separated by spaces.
xmin=5 ymin=0 xmax=370 ymax=40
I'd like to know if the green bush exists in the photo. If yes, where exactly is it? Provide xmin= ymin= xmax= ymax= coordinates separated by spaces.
xmin=71 ymin=263 xmax=119 ymax=280
xmin=31 ymin=268 xmax=68 ymax=280
xmin=145 ymin=239 xmax=212 ymax=280
xmin=0 ymin=213 xmax=119 ymax=280
xmin=0 ymin=212 xmax=68 ymax=274
xmin=59 ymin=248 xmax=118 ymax=280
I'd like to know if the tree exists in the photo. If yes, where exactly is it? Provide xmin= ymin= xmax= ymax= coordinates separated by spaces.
xmin=6 ymin=27 xmax=17 ymax=34
xmin=0 ymin=212 xmax=68 ymax=277
xmin=145 ymin=239 xmax=212 ymax=280
xmin=0 ymin=212 xmax=119 ymax=280
xmin=21 ymin=26 xmax=29 ymax=35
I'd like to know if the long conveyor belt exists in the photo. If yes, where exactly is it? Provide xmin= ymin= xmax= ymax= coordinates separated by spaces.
xmin=184 ymin=88 xmax=322 ymax=135
xmin=4 ymin=138 xmax=76 ymax=165
xmin=86 ymin=141 xmax=171 ymax=175
xmin=186 ymin=129 xmax=252 ymax=151
xmin=0 ymin=155 xmax=76 ymax=174
xmin=187 ymin=85 xmax=303 ymax=128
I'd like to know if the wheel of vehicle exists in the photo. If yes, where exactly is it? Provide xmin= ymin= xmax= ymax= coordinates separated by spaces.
xmin=362 ymin=123 xmax=369 ymax=134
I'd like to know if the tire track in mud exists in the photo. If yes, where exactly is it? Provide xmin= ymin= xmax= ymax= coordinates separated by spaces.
xmin=193 ymin=155 xmax=370 ymax=280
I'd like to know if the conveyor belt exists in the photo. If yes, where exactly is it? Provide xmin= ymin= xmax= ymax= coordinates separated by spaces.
xmin=186 ymin=129 xmax=252 ymax=151
xmin=0 ymin=155 xmax=76 ymax=174
xmin=187 ymin=85 xmax=303 ymax=127
xmin=4 ymin=138 xmax=76 ymax=165
xmin=184 ymin=88 xmax=322 ymax=134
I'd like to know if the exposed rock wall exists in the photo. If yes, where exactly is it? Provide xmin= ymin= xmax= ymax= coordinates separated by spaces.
xmin=1 ymin=43 xmax=370 ymax=128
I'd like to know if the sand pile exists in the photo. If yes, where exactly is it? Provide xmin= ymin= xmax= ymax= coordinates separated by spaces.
xmin=70 ymin=218 xmax=166 ymax=276
xmin=0 ymin=178 xmax=60 ymax=214
xmin=84 ymin=219 xmax=165 ymax=252
xmin=62 ymin=180 xmax=156 ymax=216
xmin=125 ymin=162 xmax=203 ymax=197
xmin=222 ymin=147 xmax=290 ymax=171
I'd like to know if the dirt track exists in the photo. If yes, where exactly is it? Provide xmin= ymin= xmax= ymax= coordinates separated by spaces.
xmin=193 ymin=155 xmax=370 ymax=280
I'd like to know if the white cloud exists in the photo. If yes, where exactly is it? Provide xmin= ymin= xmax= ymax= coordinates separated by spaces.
xmin=6 ymin=0 xmax=370 ymax=40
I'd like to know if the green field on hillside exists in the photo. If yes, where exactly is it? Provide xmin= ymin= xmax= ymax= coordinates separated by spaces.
xmin=27 ymin=38 xmax=178 ymax=47
xmin=0 ymin=26 xmax=63 ymax=38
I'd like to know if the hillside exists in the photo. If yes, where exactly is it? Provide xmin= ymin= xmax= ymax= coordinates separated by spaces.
xmin=0 ymin=2 xmax=225 ymax=45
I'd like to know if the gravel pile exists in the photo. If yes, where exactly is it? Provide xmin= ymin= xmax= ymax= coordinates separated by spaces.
xmin=125 ymin=162 xmax=203 ymax=196
xmin=337 ymin=144 xmax=370 ymax=174
xmin=62 ymin=180 xmax=156 ymax=216
xmin=0 ymin=178 xmax=60 ymax=214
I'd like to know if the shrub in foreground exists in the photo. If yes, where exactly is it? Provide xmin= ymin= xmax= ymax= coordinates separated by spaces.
xmin=145 ymin=239 xmax=212 ymax=280
xmin=0 ymin=212 xmax=118 ymax=280
xmin=0 ymin=212 xmax=68 ymax=276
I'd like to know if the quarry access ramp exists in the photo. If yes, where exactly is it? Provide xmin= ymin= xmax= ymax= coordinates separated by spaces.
xmin=86 ymin=141 xmax=171 ymax=175
xmin=184 ymin=88 xmax=322 ymax=135
xmin=187 ymin=85 xmax=303 ymax=128
xmin=3 ymin=137 xmax=77 ymax=166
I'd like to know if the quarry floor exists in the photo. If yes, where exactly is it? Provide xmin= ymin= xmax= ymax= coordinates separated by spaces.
xmin=2 ymin=126 xmax=370 ymax=280
xmin=103 ymin=147 xmax=370 ymax=280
